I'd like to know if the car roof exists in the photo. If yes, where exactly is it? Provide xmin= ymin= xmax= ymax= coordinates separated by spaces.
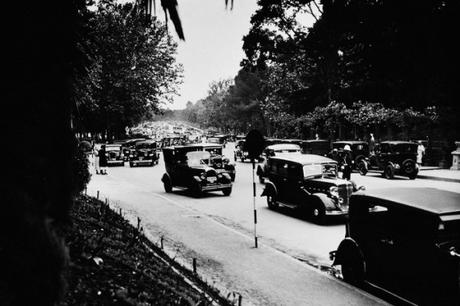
xmin=333 ymin=140 xmax=367 ymax=145
xmin=380 ymin=141 xmax=417 ymax=145
xmin=270 ymin=154 xmax=336 ymax=165
xmin=163 ymin=143 xmax=222 ymax=150
xmin=266 ymin=144 xmax=301 ymax=150
xmin=302 ymin=139 xmax=329 ymax=143
xmin=352 ymin=188 xmax=460 ymax=216
xmin=136 ymin=140 xmax=156 ymax=145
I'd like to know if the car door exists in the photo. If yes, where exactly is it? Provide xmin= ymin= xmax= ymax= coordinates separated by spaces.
xmin=377 ymin=143 xmax=390 ymax=168
xmin=268 ymin=160 xmax=290 ymax=203
xmin=286 ymin=163 xmax=305 ymax=207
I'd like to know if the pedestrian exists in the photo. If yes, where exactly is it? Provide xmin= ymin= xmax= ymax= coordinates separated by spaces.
xmin=417 ymin=140 xmax=425 ymax=167
xmin=315 ymin=133 xmax=319 ymax=140
xmin=98 ymin=144 xmax=108 ymax=175
xmin=340 ymin=144 xmax=352 ymax=180
xmin=369 ymin=133 xmax=375 ymax=154
xmin=329 ymin=148 xmax=339 ymax=163
xmin=94 ymin=143 xmax=100 ymax=174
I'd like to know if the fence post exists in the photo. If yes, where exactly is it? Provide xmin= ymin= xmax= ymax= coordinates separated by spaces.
xmin=192 ymin=258 xmax=197 ymax=274
xmin=96 ymin=190 xmax=100 ymax=199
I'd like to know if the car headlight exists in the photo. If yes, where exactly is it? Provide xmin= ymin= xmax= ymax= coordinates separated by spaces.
xmin=200 ymin=173 xmax=206 ymax=180
xmin=329 ymin=186 xmax=339 ymax=198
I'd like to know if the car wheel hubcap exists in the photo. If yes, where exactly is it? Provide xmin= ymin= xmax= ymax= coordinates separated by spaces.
xmin=313 ymin=209 xmax=319 ymax=216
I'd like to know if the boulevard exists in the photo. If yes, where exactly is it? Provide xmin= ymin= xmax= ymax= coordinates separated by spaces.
xmin=87 ymin=142 xmax=460 ymax=305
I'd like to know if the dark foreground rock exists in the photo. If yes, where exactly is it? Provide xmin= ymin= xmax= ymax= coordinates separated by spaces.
xmin=61 ymin=195 xmax=232 ymax=305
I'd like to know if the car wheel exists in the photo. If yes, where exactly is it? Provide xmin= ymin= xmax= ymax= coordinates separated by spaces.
xmin=341 ymin=257 xmax=365 ymax=286
xmin=358 ymin=160 xmax=368 ymax=176
xmin=266 ymin=194 xmax=278 ymax=209
xmin=222 ymin=187 xmax=232 ymax=196
xmin=258 ymin=176 xmax=265 ymax=184
xmin=384 ymin=165 xmax=394 ymax=179
xmin=402 ymin=160 xmax=417 ymax=179
xmin=163 ymin=180 xmax=172 ymax=193
xmin=311 ymin=202 xmax=326 ymax=224
xmin=129 ymin=162 xmax=134 ymax=167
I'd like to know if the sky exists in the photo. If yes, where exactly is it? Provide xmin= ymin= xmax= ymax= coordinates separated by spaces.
xmin=160 ymin=0 xmax=259 ymax=110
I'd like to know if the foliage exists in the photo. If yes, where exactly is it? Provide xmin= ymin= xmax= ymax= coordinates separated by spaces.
xmin=74 ymin=0 xmax=183 ymax=139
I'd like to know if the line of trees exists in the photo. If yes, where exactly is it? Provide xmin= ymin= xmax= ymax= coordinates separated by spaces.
xmin=177 ymin=0 xmax=458 ymax=144
xmin=73 ymin=0 xmax=183 ymax=140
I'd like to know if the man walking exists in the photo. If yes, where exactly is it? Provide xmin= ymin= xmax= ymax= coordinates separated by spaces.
xmin=98 ymin=144 xmax=108 ymax=175
xmin=417 ymin=141 xmax=425 ymax=167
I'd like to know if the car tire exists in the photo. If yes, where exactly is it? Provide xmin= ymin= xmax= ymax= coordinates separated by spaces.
xmin=258 ymin=176 xmax=265 ymax=184
xmin=341 ymin=256 xmax=365 ymax=286
xmin=358 ymin=160 xmax=368 ymax=176
xmin=311 ymin=202 xmax=326 ymax=224
xmin=402 ymin=159 xmax=417 ymax=179
xmin=163 ymin=180 xmax=172 ymax=193
xmin=266 ymin=194 xmax=278 ymax=209
xmin=192 ymin=184 xmax=203 ymax=198
xmin=384 ymin=165 xmax=394 ymax=179
xmin=230 ymin=173 xmax=235 ymax=182
xmin=129 ymin=162 xmax=134 ymax=167
xmin=222 ymin=187 xmax=232 ymax=196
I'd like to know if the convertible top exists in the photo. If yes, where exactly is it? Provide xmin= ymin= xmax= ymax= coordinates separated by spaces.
xmin=352 ymin=188 xmax=460 ymax=216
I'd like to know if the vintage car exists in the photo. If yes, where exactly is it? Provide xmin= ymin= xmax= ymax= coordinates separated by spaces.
xmin=261 ymin=155 xmax=364 ymax=223
xmin=114 ymin=138 xmax=146 ymax=160
xmin=234 ymin=140 xmax=249 ymax=162
xmin=332 ymin=141 xmax=369 ymax=169
xmin=359 ymin=141 xmax=419 ymax=179
xmin=105 ymin=144 xmax=125 ymax=166
xmin=161 ymin=146 xmax=233 ymax=197
xmin=129 ymin=140 xmax=160 ymax=167
xmin=330 ymin=188 xmax=460 ymax=305
xmin=188 ymin=143 xmax=236 ymax=181
xmin=207 ymin=134 xmax=228 ymax=148
xmin=256 ymin=143 xmax=302 ymax=183
xmin=301 ymin=139 xmax=330 ymax=156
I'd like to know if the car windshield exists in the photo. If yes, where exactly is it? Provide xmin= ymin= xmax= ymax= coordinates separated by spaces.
xmin=106 ymin=146 xmax=120 ymax=152
xmin=205 ymin=148 xmax=222 ymax=155
xmin=303 ymin=164 xmax=323 ymax=178
xmin=186 ymin=151 xmax=210 ymax=166
xmin=274 ymin=149 xmax=301 ymax=154
xmin=322 ymin=163 xmax=338 ymax=178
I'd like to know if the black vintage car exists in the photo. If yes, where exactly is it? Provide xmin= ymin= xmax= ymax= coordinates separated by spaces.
xmin=261 ymin=155 xmax=364 ymax=223
xmin=129 ymin=140 xmax=159 ymax=167
xmin=105 ymin=144 xmax=125 ymax=166
xmin=234 ymin=140 xmax=249 ymax=162
xmin=192 ymin=143 xmax=236 ymax=181
xmin=256 ymin=143 xmax=302 ymax=183
xmin=359 ymin=141 xmax=419 ymax=179
xmin=301 ymin=139 xmax=331 ymax=156
xmin=332 ymin=141 xmax=369 ymax=169
xmin=161 ymin=146 xmax=233 ymax=197
xmin=115 ymin=138 xmax=147 ymax=160
xmin=331 ymin=188 xmax=460 ymax=305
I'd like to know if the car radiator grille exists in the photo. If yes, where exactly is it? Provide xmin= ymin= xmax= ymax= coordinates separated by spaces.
xmin=338 ymin=184 xmax=353 ymax=206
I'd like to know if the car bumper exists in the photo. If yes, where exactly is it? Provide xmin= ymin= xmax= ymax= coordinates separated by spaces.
xmin=325 ymin=209 xmax=348 ymax=216
xmin=107 ymin=160 xmax=124 ymax=165
xmin=201 ymin=183 xmax=232 ymax=191
xmin=131 ymin=159 xmax=153 ymax=164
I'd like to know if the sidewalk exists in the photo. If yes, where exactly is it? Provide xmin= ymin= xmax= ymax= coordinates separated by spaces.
xmin=418 ymin=166 xmax=460 ymax=183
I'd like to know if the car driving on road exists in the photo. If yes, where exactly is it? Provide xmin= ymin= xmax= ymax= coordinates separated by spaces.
xmin=105 ymin=144 xmax=125 ymax=166
xmin=161 ymin=145 xmax=233 ymax=197
xmin=129 ymin=140 xmax=159 ymax=167
xmin=358 ymin=141 xmax=419 ymax=179
xmin=261 ymin=154 xmax=364 ymax=223
xmin=331 ymin=188 xmax=460 ymax=305
xmin=256 ymin=143 xmax=302 ymax=183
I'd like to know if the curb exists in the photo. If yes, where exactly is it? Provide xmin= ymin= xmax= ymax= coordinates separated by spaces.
xmin=417 ymin=174 xmax=460 ymax=183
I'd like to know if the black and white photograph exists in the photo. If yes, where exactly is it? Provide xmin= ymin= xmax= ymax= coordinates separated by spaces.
xmin=3 ymin=0 xmax=460 ymax=305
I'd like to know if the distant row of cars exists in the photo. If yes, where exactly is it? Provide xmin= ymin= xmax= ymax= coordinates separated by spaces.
xmin=100 ymin=139 xmax=160 ymax=167
xmin=236 ymin=138 xmax=420 ymax=180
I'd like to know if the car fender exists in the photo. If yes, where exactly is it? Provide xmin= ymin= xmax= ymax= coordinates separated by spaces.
xmin=192 ymin=176 xmax=202 ymax=183
xmin=256 ymin=164 xmax=264 ymax=176
xmin=161 ymin=173 xmax=171 ymax=184
xmin=261 ymin=181 xmax=277 ymax=197
xmin=332 ymin=237 xmax=365 ymax=268
xmin=311 ymin=193 xmax=335 ymax=210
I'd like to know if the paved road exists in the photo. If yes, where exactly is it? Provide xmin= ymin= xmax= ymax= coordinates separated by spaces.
xmin=87 ymin=142 xmax=459 ymax=305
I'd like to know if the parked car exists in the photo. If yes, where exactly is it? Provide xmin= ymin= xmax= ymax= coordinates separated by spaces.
xmin=256 ymin=143 xmax=302 ymax=183
xmin=260 ymin=154 xmax=364 ymax=223
xmin=330 ymin=188 xmax=460 ymax=305
xmin=332 ymin=141 xmax=369 ymax=170
xmin=234 ymin=140 xmax=249 ymax=162
xmin=105 ymin=144 xmax=125 ymax=166
xmin=115 ymin=138 xmax=146 ymax=160
xmin=129 ymin=140 xmax=159 ymax=167
xmin=301 ymin=139 xmax=330 ymax=156
xmin=359 ymin=141 xmax=419 ymax=179
xmin=161 ymin=145 xmax=233 ymax=197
